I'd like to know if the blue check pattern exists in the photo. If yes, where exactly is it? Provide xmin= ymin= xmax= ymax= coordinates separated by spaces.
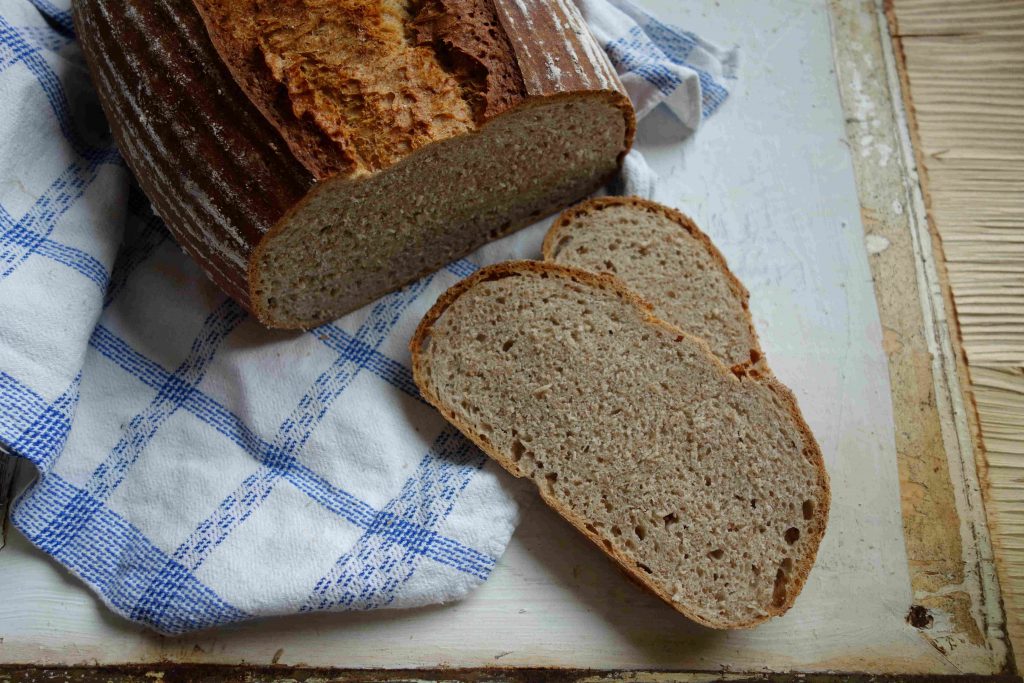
xmin=599 ymin=0 xmax=736 ymax=120
xmin=607 ymin=24 xmax=730 ymax=118
xmin=0 ymin=0 xmax=513 ymax=634
xmin=1 ymin=0 xmax=733 ymax=634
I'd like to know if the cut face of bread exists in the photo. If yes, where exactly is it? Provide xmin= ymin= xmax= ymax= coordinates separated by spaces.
xmin=253 ymin=96 xmax=627 ymax=328
xmin=544 ymin=197 xmax=763 ymax=371
xmin=411 ymin=262 xmax=829 ymax=628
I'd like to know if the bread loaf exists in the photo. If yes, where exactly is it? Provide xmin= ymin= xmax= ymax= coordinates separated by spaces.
xmin=73 ymin=0 xmax=634 ymax=328
xmin=544 ymin=196 xmax=765 ymax=372
xmin=411 ymin=262 xmax=829 ymax=627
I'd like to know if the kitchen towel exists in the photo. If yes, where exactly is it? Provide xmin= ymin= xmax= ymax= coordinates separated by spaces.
xmin=0 ymin=0 xmax=736 ymax=634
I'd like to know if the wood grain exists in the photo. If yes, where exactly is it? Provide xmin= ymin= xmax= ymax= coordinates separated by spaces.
xmin=888 ymin=0 xmax=1024 ymax=671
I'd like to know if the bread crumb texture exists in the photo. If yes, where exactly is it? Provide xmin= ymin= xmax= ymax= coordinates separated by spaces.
xmin=546 ymin=197 xmax=764 ymax=371
xmin=414 ymin=264 xmax=830 ymax=627
xmin=256 ymin=99 xmax=625 ymax=327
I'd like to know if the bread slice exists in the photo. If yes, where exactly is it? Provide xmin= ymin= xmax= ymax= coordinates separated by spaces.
xmin=544 ymin=197 xmax=764 ymax=373
xmin=411 ymin=262 xmax=829 ymax=628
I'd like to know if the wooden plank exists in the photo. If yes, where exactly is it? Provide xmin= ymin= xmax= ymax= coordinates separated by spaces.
xmin=0 ymin=665 xmax=1018 ymax=683
xmin=8 ymin=667 xmax=1024 ymax=683
xmin=832 ymin=0 xmax=1008 ymax=670
xmin=887 ymin=0 xmax=1024 ymax=672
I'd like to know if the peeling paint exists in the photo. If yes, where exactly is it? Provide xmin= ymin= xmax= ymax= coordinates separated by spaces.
xmin=866 ymin=233 xmax=892 ymax=255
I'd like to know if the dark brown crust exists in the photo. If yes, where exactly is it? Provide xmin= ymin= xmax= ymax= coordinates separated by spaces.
xmin=73 ymin=0 xmax=313 ymax=309
xmin=190 ymin=0 xmax=352 ymax=179
xmin=410 ymin=261 xmax=831 ymax=629
xmin=74 ymin=0 xmax=633 ymax=327
xmin=411 ymin=0 xmax=527 ymax=121
xmin=490 ymin=0 xmax=637 ymax=152
xmin=543 ymin=196 xmax=768 ymax=375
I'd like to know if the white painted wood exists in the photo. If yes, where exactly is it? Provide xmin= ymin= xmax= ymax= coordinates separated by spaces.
xmin=0 ymin=0 xmax=999 ymax=674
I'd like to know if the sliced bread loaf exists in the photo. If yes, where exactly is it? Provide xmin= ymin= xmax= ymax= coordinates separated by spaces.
xmin=544 ymin=197 xmax=763 ymax=372
xmin=411 ymin=262 xmax=829 ymax=628
xmin=75 ymin=0 xmax=633 ymax=329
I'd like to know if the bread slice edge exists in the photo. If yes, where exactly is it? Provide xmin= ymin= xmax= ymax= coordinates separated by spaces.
xmin=410 ymin=260 xmax=831 ymax=629
xmin=543 ymin=196 xmax=768 ymax=375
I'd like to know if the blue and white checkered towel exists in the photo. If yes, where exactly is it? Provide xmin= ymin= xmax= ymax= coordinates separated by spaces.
xmin=0 ymin=0 xmax=736 ymax=634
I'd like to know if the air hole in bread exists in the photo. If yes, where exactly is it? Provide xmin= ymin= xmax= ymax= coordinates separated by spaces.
xmin=708 ymin=548 xmax=724 ymax=560
xmin=802 ymin=500 xmax=815 ymax=520
xmin=772 ymin=557 xmax=794 ymax=607
xmin=635 ymin=524 xmax=647 ymax=541
xmin=510 ymin=439 xmax=526 ymax=462
xmin=785 ymin=527 xmax=800 ymax=545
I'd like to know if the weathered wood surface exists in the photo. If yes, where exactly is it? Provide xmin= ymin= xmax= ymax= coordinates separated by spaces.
xmin=0 ymin=0 xmax=1011 ymax=676
xmin=0 ymin=666 xmax=1021 ymax=683
xmin=887 ymin=0 xmax=1024 ymax=672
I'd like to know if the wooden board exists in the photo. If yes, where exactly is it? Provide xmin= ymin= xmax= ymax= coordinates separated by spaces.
xmin=0 ymin=0 xmax=1012 ymax=676
xmin=886 ymin=0 xmax=1024 ymax=671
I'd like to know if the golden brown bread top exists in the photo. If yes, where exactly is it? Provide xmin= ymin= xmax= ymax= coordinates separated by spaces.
xmin=193 ymin=0 xmax=528 ymax=178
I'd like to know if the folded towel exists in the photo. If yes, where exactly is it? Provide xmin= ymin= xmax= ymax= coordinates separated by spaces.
xmin=577 ymin=0 xmax=739 ymax=124
xmin=0 ymin=0 xmax=735 ymax=634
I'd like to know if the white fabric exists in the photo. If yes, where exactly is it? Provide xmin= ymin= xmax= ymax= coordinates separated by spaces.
xmin=0 ymin=0 xmax=735 ymax=634
xmin=576 ymin=0 xmax=739 ymax=125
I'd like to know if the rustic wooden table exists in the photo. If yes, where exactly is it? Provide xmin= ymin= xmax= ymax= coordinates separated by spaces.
xmin=0 ymin=0 xmax=1019 ymax=680
xmin=887 ymin=0 xmax=1024 ymax=673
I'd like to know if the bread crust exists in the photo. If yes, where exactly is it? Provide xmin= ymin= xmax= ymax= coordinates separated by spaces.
xmin=410 ymin=260 xmax=830 ymax=629
xmin=544 ymin=196 xmax=767 ymax=375
xmin=73 ymin=0 xmax=634 ymax=327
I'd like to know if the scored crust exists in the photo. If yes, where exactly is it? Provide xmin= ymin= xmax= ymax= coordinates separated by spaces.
xmin=410 ymin=261 xmax=830 ymax=628
xmin=543 ymin=196 xmax=767 ymax=375
xmin=74 ymin=0 xmax=635 ymax=328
